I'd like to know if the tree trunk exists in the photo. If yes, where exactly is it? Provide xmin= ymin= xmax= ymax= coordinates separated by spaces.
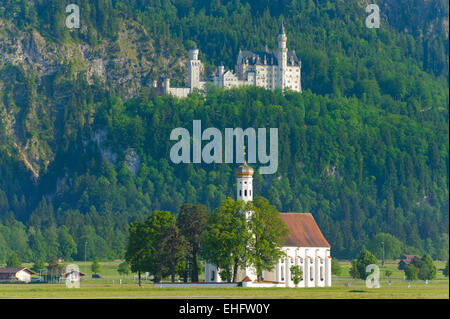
xmin=183 ymin=257 xmax=189 ymax=282
xmin=232 ymin=258 xmax=239 ymax=283
xmin=192 ymin=250 xmax=199 ymax=282
xmin=138 ymin=271 xmax=141 ymax=287
xmin=171 ymin=265 xmax=175 ymax=282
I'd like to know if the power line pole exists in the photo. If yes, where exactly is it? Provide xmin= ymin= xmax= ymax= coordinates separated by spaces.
xmin=85 ymin=241 xmax=88 ymax=280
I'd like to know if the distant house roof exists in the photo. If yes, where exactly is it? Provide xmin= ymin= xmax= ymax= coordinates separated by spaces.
xmin=242 ymin=276 xmax=252 ymax=282
xmin=401 ymin=255 xmax=421 ymax=264
xmin=278 ymin=213 xmax=330 ymax=248
xmin=238 ymin=50 xmax=300 ymax=66
xmin=239 ymin=51 xmax=278 ymax=66
xmin=0 ymin=268 xmax=36 ymax=275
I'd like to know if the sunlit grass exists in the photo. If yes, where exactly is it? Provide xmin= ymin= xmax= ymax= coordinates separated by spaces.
xmin=1 ymin=260 xmax=446 ymax=299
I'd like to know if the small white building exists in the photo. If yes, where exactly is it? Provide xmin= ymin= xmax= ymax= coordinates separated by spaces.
xmin=204 ymin=162 xmax=331 ymax=287
xmin=0 ymin=268 xmax=36 ymax=283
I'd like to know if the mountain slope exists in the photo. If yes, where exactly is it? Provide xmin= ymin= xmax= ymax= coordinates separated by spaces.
xmin=0 ymin=0 xmax=448 ymax=261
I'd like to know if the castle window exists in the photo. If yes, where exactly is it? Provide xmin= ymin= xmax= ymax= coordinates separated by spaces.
xmin=249 ymin=190 xmax=251 ymax=196
xmin=239 ymin=190 xmax=242 ymax=196
xmin=211 ymin=271 xmax=215 ymax=281
xmin=244 ymin=190 xmax=247 ymax=196
xmin=310 ymin=267 xmax=314 ymax=281
xmin=320 ymin=267 xmax=324 ymax=281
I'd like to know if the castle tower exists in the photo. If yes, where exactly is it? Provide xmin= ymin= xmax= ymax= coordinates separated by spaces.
xmin=277 ymin=22 xmax=288 ymax=89
xmin=163 ymin=78 xmax=170 ymax=94
xmin=236 ymin=160 xmax=254 ymax=204
xmin=217 ymin=65 xmax=224 ymax=86
xmin=188 ymin=48 xmax=202 ymax=91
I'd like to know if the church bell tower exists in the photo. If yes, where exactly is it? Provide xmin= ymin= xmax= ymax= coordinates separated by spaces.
xmin=236 ymin=154 xmax=254 ymax=203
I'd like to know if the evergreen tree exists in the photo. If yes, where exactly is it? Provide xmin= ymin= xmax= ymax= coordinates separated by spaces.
xmin=6 ymin=252 xmax=21 ymax=268
xmin=91 ymin=257 xmax=101 ymax=275
xmin=350 ymin=248 xmax=378 ymax=280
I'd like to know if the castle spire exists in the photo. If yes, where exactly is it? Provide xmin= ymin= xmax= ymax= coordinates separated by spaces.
xmin=280 ymin=21 xmax=286 ymax=35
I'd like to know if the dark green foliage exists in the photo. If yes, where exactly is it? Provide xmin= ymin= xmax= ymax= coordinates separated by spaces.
xmin=443 ymin=260 xmax=449 ymax=277
xmin=91 ymin=257 xmax=101 ymax=274
xmin=31 ymin=260 xmax=45 ymax=273
xmin=405 ymin=264 xmax=419 ymax=281
xmin=350 ymin=248 xmax=378 ymax=280
xmin=117 ymin=261 xmax=130 ymax=276
xmin=409 ymin=254 xmax=437 ymax=281
xmin=0 ymin=1 xmax=448 ymax=262
xmin=248 ymin=196 xmax=289 ymax=281
xmin=367 ymin=233 xmax=404 ymax=260
xmin=200 ymin=198 xmax=250 ymax=283
xmin=6 ymin=252 xmax=21 ymax=268
xmin=290 ymin=265 xmax=303 ymax=286
xmin=46 ymin=256 xmax=64 ymax=282
xmin=125 ymin=210 xmax=186 ymax=283
xmin=177 ymin=204 xmax=209 ymax=282
xmin=384 ymin=269 xmax=393 ymax=278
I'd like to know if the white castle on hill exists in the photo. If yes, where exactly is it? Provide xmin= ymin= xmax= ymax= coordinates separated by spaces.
xmin=204 ymin=161 xmax=332 ymax=288
xmin=153 ymin=23 xmax=302 ymax=98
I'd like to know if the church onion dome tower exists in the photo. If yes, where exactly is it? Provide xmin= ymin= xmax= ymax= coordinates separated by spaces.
xmin=236 ymin=161 xmax=254 ymax=177
xmin=236 ymin=161 xmax=254 ymax=203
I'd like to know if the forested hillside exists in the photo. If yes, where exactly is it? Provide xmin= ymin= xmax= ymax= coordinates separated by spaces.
xmin=0 ymin=1 xmax=448 ymax=262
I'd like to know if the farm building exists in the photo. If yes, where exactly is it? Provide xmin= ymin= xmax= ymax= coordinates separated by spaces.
xmin=398 ymin=255 xmax=421 ymax=270
xmin=0 ymin=268 xmax=36 ymax=283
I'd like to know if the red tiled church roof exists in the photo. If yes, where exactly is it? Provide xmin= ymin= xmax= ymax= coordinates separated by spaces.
xmin=278 ymin=213 xmax=330 ymax=248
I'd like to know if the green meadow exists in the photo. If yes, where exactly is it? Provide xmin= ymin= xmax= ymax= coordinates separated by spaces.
xmin=0 ymin=260 xmax=448 ymax=299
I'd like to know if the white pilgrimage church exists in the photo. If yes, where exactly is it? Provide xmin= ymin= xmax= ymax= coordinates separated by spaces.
xmin=204 ymin=161 xmax=332 ymax=288
xmin=154 ymin=23 xmax=302 ymax=97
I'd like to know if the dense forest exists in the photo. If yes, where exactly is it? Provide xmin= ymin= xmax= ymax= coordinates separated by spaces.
xmin=0 ymin=1 xmax=448 ymax=263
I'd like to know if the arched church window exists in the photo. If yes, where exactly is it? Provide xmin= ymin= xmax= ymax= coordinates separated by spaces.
xmin=320 ymin=267 xmax=324 ymax=281
xmin=310 ymin=267 xmax=314 ymax=281
xmin=244 ymin=190 xmax=247 ymax=196
xmin=211 ymin=271 xmax=215 ymax=281
xmin=239 ymin=190 xmax=242 ymax=196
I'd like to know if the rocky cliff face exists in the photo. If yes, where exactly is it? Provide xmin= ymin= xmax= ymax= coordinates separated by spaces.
xmin=0 ymin=18 xmax=186 ymax=178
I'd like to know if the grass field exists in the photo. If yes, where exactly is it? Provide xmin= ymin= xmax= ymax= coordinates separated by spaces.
xmin=0 ymin=260 xmax=448 ymax=299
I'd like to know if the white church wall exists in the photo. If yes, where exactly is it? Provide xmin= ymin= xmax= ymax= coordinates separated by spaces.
xmin=276 ymin=246 xmax=330 ymax=287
